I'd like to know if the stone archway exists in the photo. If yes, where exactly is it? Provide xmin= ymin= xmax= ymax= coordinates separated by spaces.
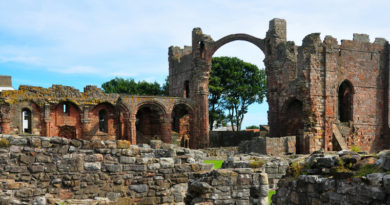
xmin=338 ymin=80 xmax=354 ymax=123
xmin=88 ymin=102 xmax=117 ymax=140
xmin=51 ymin=101 xmax=82 ymax=139
xmin=171 ymin=103 xmax=193 ymax=148
xmin=190 ymin=29 xmax=267 ymax=148
xmin=135 ymin=102 xmax=170 ymax=144
xmin=280 ymin=99 xmax=304 ymax=153
xmin=169 ymin=19 xmax=287 ymax=148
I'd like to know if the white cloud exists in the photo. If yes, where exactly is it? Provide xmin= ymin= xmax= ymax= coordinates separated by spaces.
xmin=48 ymin=65 xmax=100 ymax=75
xmin=0 ymin=56 xmax=39 ymax=64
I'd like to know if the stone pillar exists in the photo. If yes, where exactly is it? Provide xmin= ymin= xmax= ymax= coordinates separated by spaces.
xmin=0 ymin=105 xmax=11 ymax=134
xmin=196 ymin=85 xmax=209 ymax=148
xmin=0 ymin=118 xmax=10 ymax=134
xmin=130 ymin=114 xmax=137 ymax=145
xmin=43 ymin=104 xmax=51 ymax=136
xmin=160 ymin=116 xmax=171 ymax=143
xmin=191 ymin=28 xmax=211 ymax=148
xmin=81 ymin=107 xmax=91 ymax=139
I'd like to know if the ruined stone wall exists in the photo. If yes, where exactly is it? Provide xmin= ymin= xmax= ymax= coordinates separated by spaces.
xmin=267 ymin=23 xmax=390 ymax=153
xmin=209 ymin=131 xmax=260 ymax=147
xmin=168 ymin=46 xmax=193 ymax=98
xmin=238 ymin=136 xmax=296 ymax=156
xmin=323 ymin=35 xmax=389 ymax=152
xmin=273 ymin=174 xmax=390 ymax=205
xmin=0 ymin=85 xmax=195 ymax=147
xmin=272 ymin=150 xmax=390 ymax=204
xmin=0 ymin=135 xmax=268 ymax=205
xmin=168 ymin=18 xmax=390 ymax=153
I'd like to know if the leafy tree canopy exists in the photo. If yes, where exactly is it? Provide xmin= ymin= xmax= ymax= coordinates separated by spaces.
xmin=209 ymin=56 xmax=266 ymax=131
xmin=102 ymin=77 xmax=169 ymax=96
xmin=246 ymin=125 xmax=260 ymax=129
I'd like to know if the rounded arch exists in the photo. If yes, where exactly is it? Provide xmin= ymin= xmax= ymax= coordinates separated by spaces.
xmin=21 ymin=107 xmax=32 ymax=134
xmin=52 ymin=101 xmax=82 ymax=139
xmin=91 ymin=102 xmax=116 ymax=113
xmin=281 ymin=98 xmax=304 ymax=154
xmin=116 ymin=101 xmax=131 ymax=140
xmin=281 ymin=97 xmax=303 ymax=113
xmin=338 ymin=80 xmax=354 ymax=123
xmin=171 ymin=103 xmax=194 ymax=148
xmin=136 ymin=102 xmax=169 ymax=144
xmin=56 ymin=101 xmax=81 ymax=113
xmin=17 ymin=101 xmax=42 ymax=135
xmin=207 ymin=34 xmax=265 ymax=60
xmin=89 ymin=102 xmax=117 ymax=138
xmin=135 ymin=101 xmax=168 ymax=117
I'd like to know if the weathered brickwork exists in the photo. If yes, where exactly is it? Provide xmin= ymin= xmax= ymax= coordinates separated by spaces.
xmin=0 ymin=85 xmax=194 ymax=146
xmin=0 ymin=135 xmax=269 ymax=204
xmin=1 ymin=18 xmax=388 ymax=153
xmin=169 ymin=18 xmax=390 ymax=153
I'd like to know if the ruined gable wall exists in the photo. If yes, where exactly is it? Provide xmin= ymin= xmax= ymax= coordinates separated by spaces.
xmin=322 ymin=35 xmax=389 ymax=152
xmin=266 ymin=20 xmax=390 ymax=153
xmin=168 ymin=46 xmax=193 ymax=98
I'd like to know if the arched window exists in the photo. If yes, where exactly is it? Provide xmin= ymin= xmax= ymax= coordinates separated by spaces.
xmin=184 ymin=80 xmax=190 ymax=98
xmin=22 ymin=108 xmax=32 ymax=133
xmin=338 ymin=80 xmax=353 ymax=123
xmin=99 ymin=109 xmax=107 ymax=132
xmin=62 ymin=103 xmax=69 ymax=115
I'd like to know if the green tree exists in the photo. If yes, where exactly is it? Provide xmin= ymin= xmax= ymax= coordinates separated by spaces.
xmin=162 ymin=76 xmax=169 ymax=96
xmin=209 ymin=57 xmax=266 ymax=131
xmin=209 ymin=60 xmax=227 ymax=130
xmin=246 ymin=125 xmax=260 ymax=129
xmin=102 ymin=77 xmax=168 ymax=96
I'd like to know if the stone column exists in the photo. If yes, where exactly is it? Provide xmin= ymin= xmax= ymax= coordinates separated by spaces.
xmin=130 ymin=114 xmax=137 ymax=144
xmin=43 ymin=104 xmax=51 ymax=136
xmin=0 ymin=118 xmax=10 ymax=134
xmin=0 ymin=105 xmax=10 ymax=134
xmin=196 ymin=85 xmax=209 ymax=148
xmin=160 ymin=116 xmax=171 ymax=143
xmin=81 ymin=107 xmax=91 ymax=139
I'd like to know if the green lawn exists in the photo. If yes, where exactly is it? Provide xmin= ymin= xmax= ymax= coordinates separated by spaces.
xmin=269 ymin=190 xmax=276 ymax=204
xmin=203 ymin=160 xmax=224 ymax=169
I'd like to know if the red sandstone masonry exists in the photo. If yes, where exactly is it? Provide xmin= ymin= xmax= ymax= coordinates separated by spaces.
xmin=169 ymin=18 xmax=390 ymax=153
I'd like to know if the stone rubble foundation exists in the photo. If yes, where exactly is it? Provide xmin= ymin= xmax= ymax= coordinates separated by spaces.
xmin=0 ymin=135 xmax=268 ymax=204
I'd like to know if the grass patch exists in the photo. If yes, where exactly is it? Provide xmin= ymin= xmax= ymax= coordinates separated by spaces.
xmin=249 ymin=159 xmax=265 ymax=168
xmin=355 ymin=164 xmax=383 ymax=177
xmin=351 ymin=145 xmax=360 ymax=153
xmin=203 ymin=160 xmax=224 ymax=169
xmin=0 ymin=138 xmax=10 ymax=148
xmin=268 ymin=190 xmax=276 ymax=204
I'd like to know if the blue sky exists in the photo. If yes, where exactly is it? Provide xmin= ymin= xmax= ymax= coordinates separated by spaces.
xmin=1 ymin=0 xmax=390 ymax=128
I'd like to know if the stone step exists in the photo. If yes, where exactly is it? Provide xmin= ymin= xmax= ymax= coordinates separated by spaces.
xmin=332 ymin=124 xmax=348 ymax=150
xmin=338 ymin=124 xmax=352 ymax=136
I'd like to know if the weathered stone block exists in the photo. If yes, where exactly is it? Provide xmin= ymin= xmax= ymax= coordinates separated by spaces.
xmin=117 ymin=140 xmax=131 ymax=149
xmin=129 ymin=184 xmax=148 ymax=193
xmin=84 ymin=162 xmax=101 ymax=171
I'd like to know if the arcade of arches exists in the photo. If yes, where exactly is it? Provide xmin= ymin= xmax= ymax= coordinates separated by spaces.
xmin=0 ymin=85 xmax=194 ymax=147
xmin=1 ymin=18 xmax=390 ymax=153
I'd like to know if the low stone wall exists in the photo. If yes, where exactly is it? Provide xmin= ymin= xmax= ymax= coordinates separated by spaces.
xmin=187 ymin=169 xmax=269 ymax=204
xmin=209 ymin=131 xmax=259 ymax=147
xmin=0 ymin=135 xmax=268 ymax=204
xmin=273 ymin=174 xmax=390 ymax=204
xmin=222 ymin=154 xmax=292 ymax=189
xmin=238 ymin=136 xmax=296 ymax=156
xmin=272 ymin=150 xmax=390 ymax=204
xmin=201 ymin=147 xmax=238 ymax=160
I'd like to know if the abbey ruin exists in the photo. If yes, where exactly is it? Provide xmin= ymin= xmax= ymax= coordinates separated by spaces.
xmin=1 ymin=18 xmax=389 ymax=154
